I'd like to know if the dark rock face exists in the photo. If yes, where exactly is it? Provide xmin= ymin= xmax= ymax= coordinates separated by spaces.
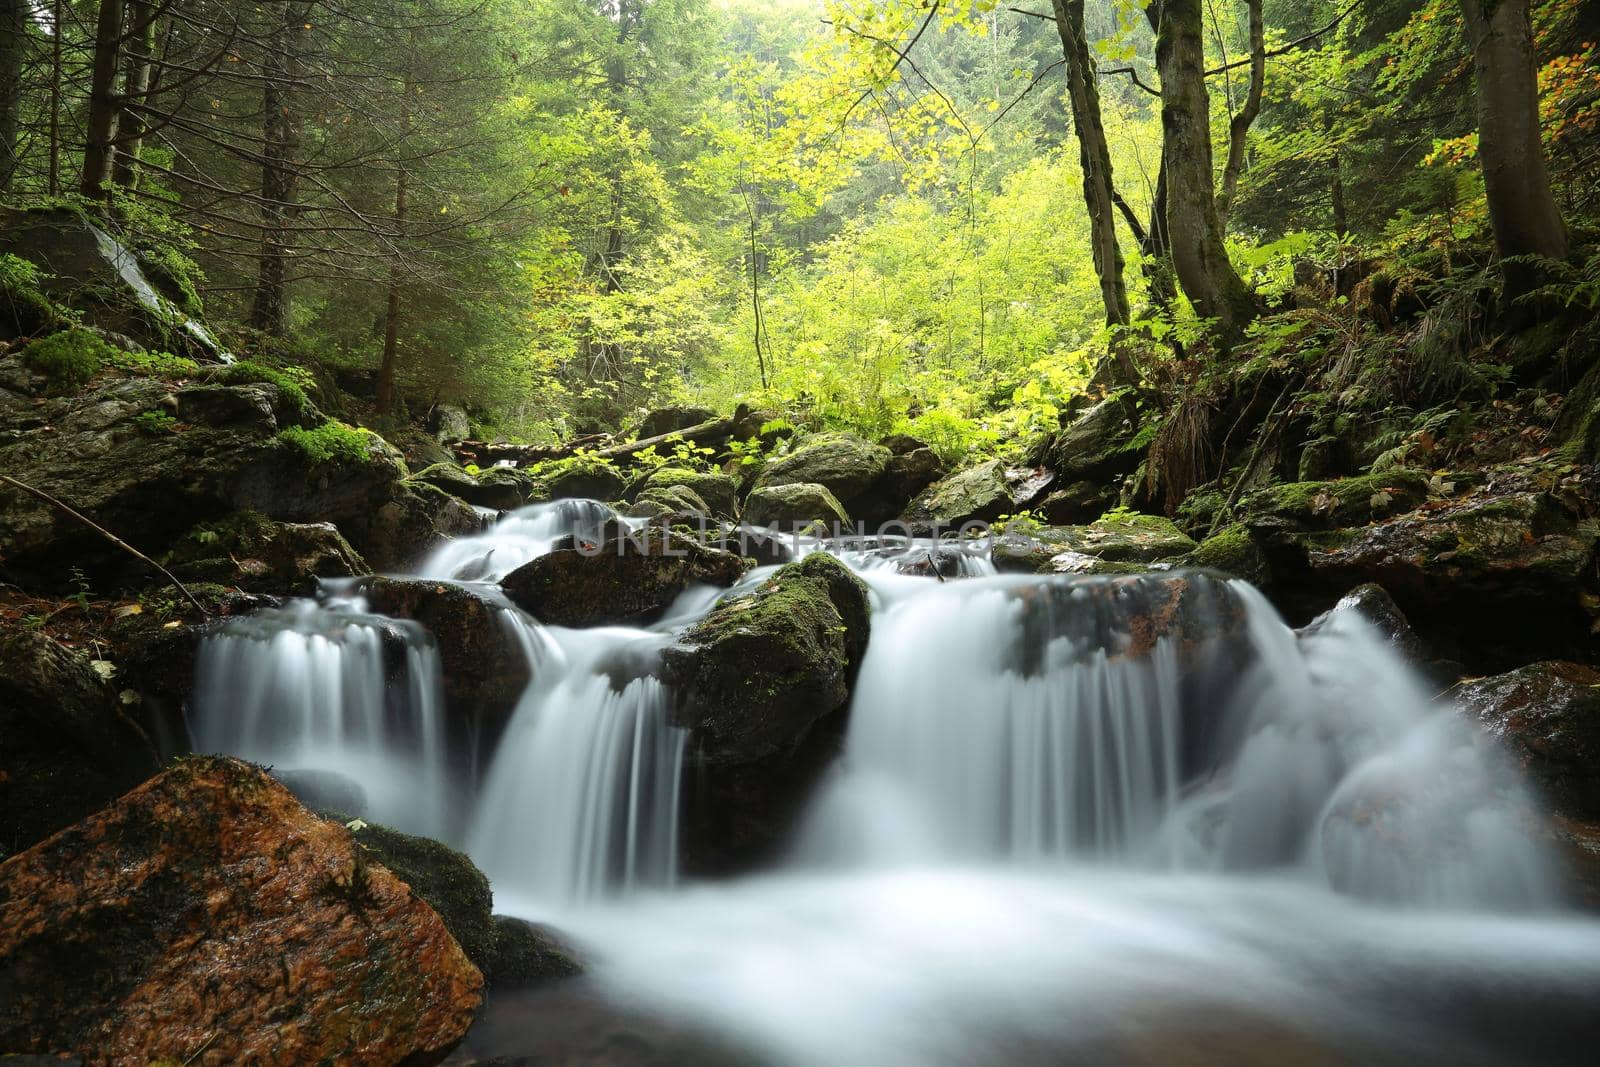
xmin=742 ymin=482 xmax=851 ymax=530
xmin=487 ymin=916 xmax=584 ymax=989
xmin=362 ymin=481 xmax=486 ymax=572
xmin=664 ymin=554 xmax=870 ymax=872
xmin=415 ymin=461 xmax=540 ymax=511
xmin=0 ymin=757 xmax=482 ymax=1065
xmin=0 ymin=631 xmax=160 ymax=858
xmin=636 ymin=466 xmax=740 ymax=519
xmin=755 ymin=434 xmax=891 ymax=509
xmin=0 ymin=374 xmax=408 ymax=588
xmin=852 ymin=446 xmax=946 ymax=526
xmin=1039 ymin=398 xmax=1140 ymax=482
xmin=346 ymin=819 xmax=496 ymax=974
xmin=903 ymin=459 xmax=1014 ymax=527
xmin=165 ymin=512 xmax=367 ymax=595
xmin=501 ymin=521 xmax=750 ymax=627
xmin=1455 ymin=662 xmax=1600 ymax=819
xmin=361 ymin=577 xmax=530 ymax=756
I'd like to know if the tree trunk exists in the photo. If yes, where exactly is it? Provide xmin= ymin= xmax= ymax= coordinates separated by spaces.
xmin=1151 ymin=0 xmax=1254 ymax=340
xmin=1458 ymin=0 xmax=1568 ymax=294
xmin=250 ymin=4 xmax=308 ymax=336
xmin=79 ymin=0 xmax=126 ymax=198
xmin=0 ymin=0 xmax=26 ymax=192
xmin=48 ymin=0 xmax=61 ymax=194
xmin=1050 ymin=0 xmax=1130 ymax=330
xmin=1216 ymin=0 xmax=1265 ymax=229
xmin=110 ymin=0 xmax=157 ymax=189
xmin=377 ymin=33 xmax=415 ymax=417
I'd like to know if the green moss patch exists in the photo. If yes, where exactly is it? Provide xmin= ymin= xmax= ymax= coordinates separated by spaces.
xmin=276 ymin=420 xmax=373 ymax=467
xmin=19 ymin=327 xmax=117 ymax=390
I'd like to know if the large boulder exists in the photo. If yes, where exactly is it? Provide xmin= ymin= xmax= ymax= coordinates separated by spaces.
xmin=1179 ymin=524 xmax=1272 ymax=586
xmin=361 ymin=577 xmax=531 ymax=759
xmin=0 ymin=757 xmax=482 ymax=1064
xmin=635 ymin=466 xmax=740 ymax=519
xmin=0 ymin=630 xmax=160 ymax=858
xmin=0 ymin=207 xmax=222 ymax=358
xmin=500 ymin=521 xmax=749 ymax=627
xmin=364 ymin=481 xmax=487 ymax=572
xmin=538 ymin=456 xmax=629 ymax=501
xmin=164 ymin=511 xmax=367 ymax=595
xmin=429 ymin=403 xmax=472 ymax=445
xmin=754 ymin=434 xmax=891 ymax=509
xmin=345 ymin=819 xmax=496 ymax=974
xmin=0 ymin=372 xmax=409 ymax=589
xmin=1238 ymin=470 xmax=1432 ymax=532
xmin=1039 ymin=397 xmax=1140 ymax=482
xmin=414 ymin=461 xmax=541 ymax=511
xmin=850 ymin=446 xmax=947 ymax=526
xmin=1454 ymin=662 xmax=1600 ymax=819
xmin=663 ymin=554 xmax=869 ymax=872
xmin=635 ymin=404 xmax=716 ymax=439
xmin=902 ymin=459 xmax=1014 ymax=528
xmin=742 ymin=482 xmax=851 ymax=531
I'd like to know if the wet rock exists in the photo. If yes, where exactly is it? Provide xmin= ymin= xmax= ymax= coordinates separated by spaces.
xmin=0 ymin=630 xmax=160 ymax=858
xmin=361 ymin=577 xmax=530 ymax=752
xmin=346 ymin=819 xmax=496 ymax=974
xmin=665 ymin=554 xmax=870 ymax=872
xmin=742 ymin=482 xmax=851 ymax=531
xmin=363 ymin=481 xmax=487 ymax=572
xmin=414 ymin=461 xmax=541 ymax=511
xmin=0 ymin=757 xmax=482 ymax=1064
xmin=991 ymin=515 xmax=1196 ymax=574
xmin=1299 ymin=584 xmax=1428 ymax=662
xmin=852 ymin=446 xmax=946 ymax=526
xmin=903 ymin=459 xmax=1014 ymax=528
xmin=754 ymin=434 xmax=891 ymax=508
xmin=1288 ymin=489 xmax=1599 ymax=668
xmin=1036 ymin=480 xmax=1120 ymax=525
xmin=1454 ymin=662 xmax=1600 ymax=818
xmin=539 ymin=456 xmax=629 ymax=501
xmin=501 ymin=521 xmax=750 ymax=627
xmin=625 ymin=483 xmax=714 ymax=528
xmin=636 ymin=466 xmax=739 ymax=519
xmin=487 ymin=916 xmax=584 ymax=989
xmin=165 ymin=511 xmax=367 ymax=595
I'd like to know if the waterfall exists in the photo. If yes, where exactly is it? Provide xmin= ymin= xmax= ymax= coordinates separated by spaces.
xmin=420 ymin=498 xmax=625 ymax=581
xmin=192 ymin=597 xmax=449 ymax=838
xmin=469 ymin=625 xmax=686 ymax=905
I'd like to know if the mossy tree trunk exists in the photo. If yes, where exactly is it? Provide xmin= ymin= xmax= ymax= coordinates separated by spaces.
xmin=79 ymin=0 xmax=125 ymax=198
xmin=110 ymin=0 xmax=156 ymax=189
xmin=251 ymin=3 xmax=311 ymax=336
xmin=0 ymin=0 xmax=26 ymax=192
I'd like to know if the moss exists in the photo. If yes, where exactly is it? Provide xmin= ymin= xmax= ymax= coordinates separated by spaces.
xmin=136 ymin=244 xmax=205 ymax=318
xmin=640 ymin=466 xmax=739 ymax=517
xmin=133 ymin=409 xmax=178 ymax=435
xmin=19 ymin=327 xmax=116 ymax=390
xmin=345 ymin=820 xmax=495 ymax=971
xmin=109 ymin=347 xmax=201 ymax=378
xmin=488 ymin=916 xmax=582 ymax=989
xmin=215 ymin=359 xmax=314 ymax=421
xmin=1240 ymin=469 xmax=1429 ymax=529
xmin=0 ymin=251 xmax=64 ymax=337
xmin=276 ymin=420 xmax=374 ymax=467
xmin=1186 ymin=524 xmax=1270 ymax=584
xmin=531 ymin=454 xmax=629 ymax=500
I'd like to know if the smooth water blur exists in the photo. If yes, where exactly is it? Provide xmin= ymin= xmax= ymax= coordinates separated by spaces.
xmin=192 ymin=499 xmax=1600 ymax=1065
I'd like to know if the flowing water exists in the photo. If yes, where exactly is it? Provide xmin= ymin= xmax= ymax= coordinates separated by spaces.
xmin=191 ymin=499 xmax=1600 ymax=1065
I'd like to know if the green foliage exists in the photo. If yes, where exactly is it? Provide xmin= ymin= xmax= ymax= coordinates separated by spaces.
xmin=19 ymin=328 xmax=116 ymax=390
xmin=276 ymin=421 xmax=373 ymax=467
xmin=109 ymin=349 xmax=201 ymax=378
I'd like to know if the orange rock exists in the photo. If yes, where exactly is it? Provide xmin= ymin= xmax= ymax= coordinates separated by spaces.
xmin=0 ymin=757 xmax=482 ymax=1066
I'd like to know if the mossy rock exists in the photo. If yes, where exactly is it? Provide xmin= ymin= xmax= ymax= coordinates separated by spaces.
xmin=1181 ymin=524 xmax=1270 ymax=585
xmin=18 ymin=327 xmax=116 ymax=392
xmin=902 ymin=459 xmax=1014 ymax=528
xmin=345 ymin=819 xmax=495 ymax=973
xmin=0 ymin=251 xmax=66 ymax=340
xmin=487 ymin=916 xmax=584 ymax=989
xmin=637 ymin=466 xmax=740 ymax=519
xmin=992 ymin=514 xmax=1196 ymax=574
xmin=754 ymin=434 xmax=890 ymax=505
xmin=743 ymin=482 xmax=851 ymax=531
xmin=164 ymin=511 xmax=367 ymax=595
xmin=414 ymin=461 xmax=539 ymax=511
xmin=538 ymin=456 xmax=629 ymax=501
xmin=663 ymin=552 xmax=868 ymax=764
xmin=1238 ymin=469 xmax=1430 ymax=531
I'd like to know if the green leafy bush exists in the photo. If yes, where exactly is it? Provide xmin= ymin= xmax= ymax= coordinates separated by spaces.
xmin=20 ymin=328 xmax=116 ymax=390
xmin=276 ymin=421 xmax=373 ymax=466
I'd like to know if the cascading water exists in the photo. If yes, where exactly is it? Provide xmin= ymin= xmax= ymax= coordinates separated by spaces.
xmin=191 ymin=499 xmax=1600 ymax=1065
xmin=192 ymin=596 xmax=450 ymax=838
